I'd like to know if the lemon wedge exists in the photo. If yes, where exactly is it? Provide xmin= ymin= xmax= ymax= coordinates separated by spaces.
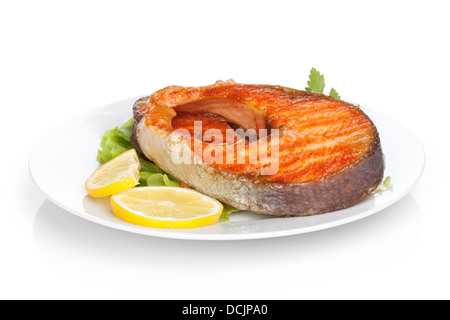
xmin=85 ymin=149 xmax=140 ymax=198
xmin=110 ymin=187 xmax=224 ymax=229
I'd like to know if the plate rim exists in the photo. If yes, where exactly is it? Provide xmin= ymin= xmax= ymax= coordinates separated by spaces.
xmin=29 ymin=97 xmax=426 ymax=241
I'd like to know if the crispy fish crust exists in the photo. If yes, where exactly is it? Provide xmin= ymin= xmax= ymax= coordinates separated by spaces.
xmin=131 ymin=80 xmax=385 ymax=216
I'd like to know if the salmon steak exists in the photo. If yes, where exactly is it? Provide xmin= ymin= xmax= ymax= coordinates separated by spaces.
xmin=131 ymin=80 xmax=385 ymax=217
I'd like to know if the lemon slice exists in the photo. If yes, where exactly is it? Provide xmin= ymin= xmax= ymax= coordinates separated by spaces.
xmin=110 ymin=187 xmax=224 ymax=229
xmin=85 ymin=149 xmax=140 ymax=198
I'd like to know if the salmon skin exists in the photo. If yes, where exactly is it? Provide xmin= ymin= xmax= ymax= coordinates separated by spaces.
xmin=131 ymin=80 xmax=385 ymax=217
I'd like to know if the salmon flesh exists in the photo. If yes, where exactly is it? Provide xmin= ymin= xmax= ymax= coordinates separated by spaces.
xmin=131 ymin=80 xmax=385 ymax=217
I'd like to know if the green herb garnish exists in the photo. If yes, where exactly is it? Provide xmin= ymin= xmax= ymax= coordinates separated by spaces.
xmin=329 ymin=87 xmax=341 ymax=99
xmin=305 ymin=67 xmax=359 ymax=108
xmin=305 ymin=67 xmax=325 ymax=93
xmin=373 ymin=176 xmax=393 ymax=193
xmin=219 ymin=204 xmax=241 ymax=222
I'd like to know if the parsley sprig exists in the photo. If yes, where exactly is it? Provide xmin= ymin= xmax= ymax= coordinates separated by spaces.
xmin=305 ymin=67 xmax=326 ymax=93
xmin=305 ymin=67 xmax=358 ymax=107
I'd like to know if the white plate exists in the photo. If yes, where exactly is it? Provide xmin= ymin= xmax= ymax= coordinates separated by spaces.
xmin=29 ymin=97 xmax=425 ymax=240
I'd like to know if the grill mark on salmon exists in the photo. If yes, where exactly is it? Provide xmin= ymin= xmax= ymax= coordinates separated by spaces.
xmin=131 ymin=80 xmax=385 ymax=216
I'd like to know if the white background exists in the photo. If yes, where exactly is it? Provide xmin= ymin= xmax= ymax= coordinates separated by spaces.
xmin=1 ymin=0 xmax=449 ymax=300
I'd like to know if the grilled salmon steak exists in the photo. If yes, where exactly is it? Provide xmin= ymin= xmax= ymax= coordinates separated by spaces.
xmin=131 ymin=80 xmax=385 ymax=216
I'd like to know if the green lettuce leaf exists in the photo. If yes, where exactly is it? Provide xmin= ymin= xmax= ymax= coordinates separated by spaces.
xmin=219 ymin=204 xmax=241 ymax=222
